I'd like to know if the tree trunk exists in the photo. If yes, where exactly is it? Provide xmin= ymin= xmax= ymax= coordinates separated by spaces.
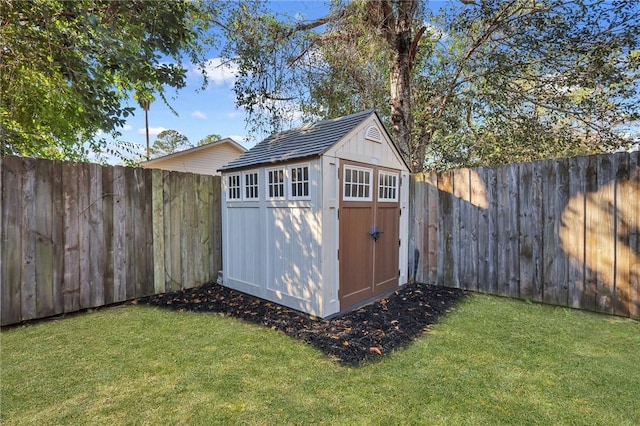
xmin=370 ymin=0 xmax=418 ymax=171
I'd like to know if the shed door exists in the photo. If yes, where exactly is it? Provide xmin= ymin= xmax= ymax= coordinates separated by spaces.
xmin=339 ymin=161 xmax=400 ymax=309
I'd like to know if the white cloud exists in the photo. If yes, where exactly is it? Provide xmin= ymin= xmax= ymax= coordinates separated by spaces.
xmin=194 ymin=57 xmax=239 ymax=85
xmin=191 ymin=110 xmax=207 ymax=119
xmin=138 ymin=126 xmax=166 ymax=136
xmin=122 ymin=124 xmax=133 ymax=131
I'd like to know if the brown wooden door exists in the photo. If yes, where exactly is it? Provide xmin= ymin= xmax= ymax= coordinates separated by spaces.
xmin=339 ymin=161 xmax=400 ymax=310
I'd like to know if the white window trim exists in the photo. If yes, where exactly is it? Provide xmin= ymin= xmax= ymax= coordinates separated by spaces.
xmin=265 ymin=167 xmax=287 ymax=200
xmin=342 ymin=165 xmax=373 ymax=201
xmin=288 ymin=163 xmax=311 ymax=200
xmin=242 ymin=170 xmax=260 ymax=200
xmin=378 ymin=170 xmax=399 ymax=202
xmin=226 ymin=173 xmax=241 ymax=201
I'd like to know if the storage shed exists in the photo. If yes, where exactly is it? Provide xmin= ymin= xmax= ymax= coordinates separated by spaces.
xmin=220 ymin=109 xmax=410 ymax=318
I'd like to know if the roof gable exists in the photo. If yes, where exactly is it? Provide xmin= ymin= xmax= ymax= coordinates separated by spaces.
xmin=221 ymin=109 xmax=377 ymax=171
xmin=142 ymin=137 xmax=246 ymax=166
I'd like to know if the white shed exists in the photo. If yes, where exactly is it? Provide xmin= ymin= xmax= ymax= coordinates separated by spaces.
xmin=220 ymin=110 xmax=410 ymax=318
xmin=142 ymin=138 xmax=246 ymax=176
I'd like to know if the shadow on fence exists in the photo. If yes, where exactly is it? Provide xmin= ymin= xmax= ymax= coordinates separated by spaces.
xmin=409 ymin=151 xmax=639 ymax=320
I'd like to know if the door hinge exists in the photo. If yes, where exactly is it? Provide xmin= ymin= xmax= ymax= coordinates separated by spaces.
xmin=398 ymin=269 xmax=401 ymax=277
xmin=337 ymin=209 xmax=339 ymax=220
xmin=337 ymin=249 xmax=339 ymax=260
xmin=399 ymin=239 xmax=401 ymax=247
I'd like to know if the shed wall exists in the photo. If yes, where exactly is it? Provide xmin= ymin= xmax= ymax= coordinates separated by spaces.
xmin=323 ymin=115 xmax=410 ymax=289
xmin=222 ymin=159 xmax=327 ymax=316
xmin=324 ymin=116 xmax=407 ymax=171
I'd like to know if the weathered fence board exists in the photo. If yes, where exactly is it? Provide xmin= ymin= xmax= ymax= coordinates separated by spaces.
xmin=2 ymin=157 xmax=23 ymax=325
xmin=1 ymin=156 xmax=222 ymax=326
xmin=566 ymin=156 xmax=586 ymax=309
xmin=629 ymin=152 xmax=640 ymax=318
xmin=410 ymin=151 xmax=640 ymax=320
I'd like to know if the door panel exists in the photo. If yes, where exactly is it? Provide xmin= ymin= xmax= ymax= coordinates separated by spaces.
xmin=373 ymin=201 xmax=399 ymax=293
xmin=338 ymin=204 xmax=374 ymax=308
xmin=339 ymin=161 xmax=401 ymax=310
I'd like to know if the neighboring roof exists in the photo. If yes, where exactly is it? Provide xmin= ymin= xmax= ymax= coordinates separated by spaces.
xmin=221 ymin=109 xmax=381 ymax=171
xmin=141 ymin=137 xmax=246 ymax=166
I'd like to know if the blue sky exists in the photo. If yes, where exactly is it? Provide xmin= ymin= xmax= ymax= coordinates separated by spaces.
xmin=101 ymin=0 xmax=638 ymax=163
xmin=101 ymin=1 xmax=333 ymax=162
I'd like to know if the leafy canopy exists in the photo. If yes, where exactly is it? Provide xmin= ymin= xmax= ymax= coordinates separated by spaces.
xmin=197 ymin=133 xmax=223 ymax=146
xmin=218 ymin=0 xmax=640 ymax=171
xmin=149 ymin=130 xmax=192 ymax=159
xmin=0 ymin=0 xmax=214 ymax=161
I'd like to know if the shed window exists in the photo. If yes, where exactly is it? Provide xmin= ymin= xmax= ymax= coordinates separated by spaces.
xmin=378 ymin=171 xmax=399 ymax=202
xmin=290 ymin=165 xmax=310 ymax=199
xmin=227 ymin=174 xmax=241 ymax=200
xmin=267 ymin=168 xmax=286 ymax=199
xmin=343 ymin=165 xmax=372 ymax=201
xmin=244 ymin=171 xmax=259 ymax=200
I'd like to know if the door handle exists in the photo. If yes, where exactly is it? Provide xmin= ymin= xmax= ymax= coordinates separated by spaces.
xmin=369 ymin=226 xmax=383 ymax=241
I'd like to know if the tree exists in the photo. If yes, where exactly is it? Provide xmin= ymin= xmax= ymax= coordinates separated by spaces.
xmin=0 ymin=0 xmax=214 ymax=160
xmin=197 ymin=134 xmax=223 ymax=146
xmin=218 ymin=0 xmax=640 ymax=171
xmin=149 ymin=130 xmax=192 ymax=158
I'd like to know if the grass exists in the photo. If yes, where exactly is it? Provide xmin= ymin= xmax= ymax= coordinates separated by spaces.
xmin=2 ymin=294 xmax=639 ymax=425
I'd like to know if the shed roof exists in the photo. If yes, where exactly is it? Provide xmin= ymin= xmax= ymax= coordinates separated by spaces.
xmin=221 ymin=109 xmax=381 ymax=171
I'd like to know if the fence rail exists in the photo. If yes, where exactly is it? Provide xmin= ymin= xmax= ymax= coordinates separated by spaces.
xmin=1 ymin=156 xmax=221 ymax=326
xmin=409 ymin=151 xmax=640 ymax=319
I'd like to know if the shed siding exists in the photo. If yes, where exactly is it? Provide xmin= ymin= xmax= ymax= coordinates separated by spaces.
xmin=321 ymin=156 xmax=340 ymax=315
xmin=144 ymin=144 xmax=243 ymax=176
xmin=223 ymin=159 xmax=325 ymax=315
xmin=324 ymin=117 xmax=406 ymax=171
xmin=265 ymin=205 xmax=321 ymax=305
xmin=224 ymin=205 xmax=263 ymax=292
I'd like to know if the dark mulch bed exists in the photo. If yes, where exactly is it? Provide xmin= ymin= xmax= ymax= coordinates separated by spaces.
xmin=136 ymin=282 xmax=466 ymax=365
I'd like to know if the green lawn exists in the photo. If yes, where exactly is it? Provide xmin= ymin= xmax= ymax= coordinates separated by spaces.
xmin=2 ymin=294 xmax=639 ymax=425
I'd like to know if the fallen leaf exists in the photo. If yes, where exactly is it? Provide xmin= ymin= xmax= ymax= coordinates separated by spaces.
xmin=370 ymin=347 xmax=382 ymax=355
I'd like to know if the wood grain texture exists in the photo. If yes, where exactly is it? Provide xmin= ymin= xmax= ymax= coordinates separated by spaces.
xmin=20 ymin=158 xmax=37 ymax=320
xmin=406 ymin=152 xmax=639 ymax=320
xmin=566 ymin=156 xmax=587 ymax=309
xmin=1 ymin=157 xmax=223 ymax=326
xmin=628 ymin=151 xmax=639 ymax=318
xmin=2 ymin=157 xmax=23 ymax=324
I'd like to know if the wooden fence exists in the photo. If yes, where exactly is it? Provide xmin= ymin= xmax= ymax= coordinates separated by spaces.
xmin=409 ymin=151 xmax=640 ymax=319
xmin=1 ymin=155 xmax=222 ymax=326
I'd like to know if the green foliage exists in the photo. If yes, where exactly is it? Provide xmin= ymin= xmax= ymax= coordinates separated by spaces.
xmin=149 ymin=129 xmax=191 ymax=158
xmin=417 ymin=0 xmax=640 ymax=170
xmin=0 ymin=0 xmax=214 ymax=160
xmin=218 ymin=0 xmax=640 ymax=171
xmin=197 ymin=133 xmax=223 ymax=146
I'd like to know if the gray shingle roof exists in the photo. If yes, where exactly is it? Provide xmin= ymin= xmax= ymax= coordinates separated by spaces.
xmin=220 ymin=109 xmax=377 ymax=171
